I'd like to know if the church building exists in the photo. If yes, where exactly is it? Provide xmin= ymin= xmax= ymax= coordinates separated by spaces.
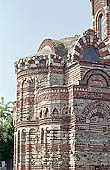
xmin=14 ymin=0 xmax=110 ymax=169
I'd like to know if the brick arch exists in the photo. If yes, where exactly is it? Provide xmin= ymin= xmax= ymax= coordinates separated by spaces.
xmin=21 ymin=77 xmax=35 ymax=91
xmin=82 ymin=101 xmax=110 ymax=123
xmin=20 ymin=77 xmax=35 ymax=121
xmin=72 ymin=29 xmax=109 ymax=63
xmin=37 ymin=38 xmax=67 ymax=56
xmin=37 ymin=39 xmax=55 ymax=54
xmin=95 ymin=8 xmax=105 ymax=38
xmin=90 ymin=0 xmax=106 ymax=15
xmin=21 ymin=78 xmax=33 ymax=92
xmin=80 ymin=69 xmax=110 ymax=86
xmin=21 ymin=78 xmax=29 ymax=88
xmin=95 ymin=8 xmax=105 ymax=24
xmin=21 ymin=77 xmax=35 ymax=86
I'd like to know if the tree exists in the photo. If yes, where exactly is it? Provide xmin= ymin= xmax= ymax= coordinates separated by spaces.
xmin=0 ymin=97 xmax=14 ymax=162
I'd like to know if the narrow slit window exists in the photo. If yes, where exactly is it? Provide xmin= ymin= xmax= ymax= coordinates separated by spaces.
xmin=41 ymin=128 xmax=44 ymax=144
xmin=40 ymin=110 xmax=42 ymax=118
xmin=99 ymin=14 xmax=104 ymax=40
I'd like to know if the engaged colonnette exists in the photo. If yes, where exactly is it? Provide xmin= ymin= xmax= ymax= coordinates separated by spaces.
xmin=14 ymin=0 xmax=110 ymax=169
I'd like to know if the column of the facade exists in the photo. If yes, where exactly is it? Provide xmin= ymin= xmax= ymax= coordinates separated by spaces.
xmin=25 ymin=129 xmax=30 ymax=170
xmin=19 ymin=129 xmax=22 ymax=170
xmin=13 ymin=133 xmax=17 ymax=170
xmin=15 ymin=128 xmax=30 ymax=170
xmin=15 ymin=129 xmax=26 ymax=170
xmin=21 ymin=129 xmax=26 ymax=170
xmin=15 ymin=129 xmax=22 ymax=170
xmin=34 ymin=76 xmax=39 ymax=120
xmin=16 ymin=130 xmax=20 ymax=170
xmin=18 ymin=82 xmax=23 ymax=122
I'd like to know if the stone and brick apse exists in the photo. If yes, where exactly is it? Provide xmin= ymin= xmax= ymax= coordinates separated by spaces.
xmin=14 ymin=0 xmax=110 ymax=170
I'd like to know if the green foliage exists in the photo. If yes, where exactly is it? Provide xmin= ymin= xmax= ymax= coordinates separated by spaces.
xmin=0 ymin=97 xmax=14 ymax=162
xmin=0 ymin=97 xmax=12 ymax=120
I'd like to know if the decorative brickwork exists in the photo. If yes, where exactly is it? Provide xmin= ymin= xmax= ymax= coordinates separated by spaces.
xmin=14 ymin=1 xmax=110 ymax=170
xmin=90 ymin=0 xmax=110 ymax=45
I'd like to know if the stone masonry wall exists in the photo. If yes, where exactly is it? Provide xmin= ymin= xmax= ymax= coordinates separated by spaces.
xmin=14 ymin=25 xmax=110 ymax=170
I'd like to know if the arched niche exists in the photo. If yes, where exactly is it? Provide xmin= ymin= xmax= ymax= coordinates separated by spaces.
xmin=82 ymin=101 xmax=110 ymax=124
xmin=29 ymin=128 xmax=36 ymax=141
xmin=52 ymin=108 xmax=59 ymax=116
xmin=37 ymin=38 xmax=67 ymax=56
xmin=21 ymin=77 xmax=35 ymax=121
xmin=21 ymin=129 xmax=26 ymax=166
xmin=29 ymin=128 xmax=36 ymax=167
xmin=21 ymin=129 xmax=26 ymax=142
xmin=80 ymin=69 xmax=110 ymax=87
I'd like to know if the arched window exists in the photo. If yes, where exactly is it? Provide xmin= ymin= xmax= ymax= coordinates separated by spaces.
xmin=99 ymin=14 xmax=104 ymax=40
xmin=45 ymin=108 xmax=48 ymax=118
xmin=52 ymin=108 xmax=59 ymax=116
xmin=82 ymin=47 xmax=99 ymax=63
xmin=69 ymin=107 xmax=71 ymax=114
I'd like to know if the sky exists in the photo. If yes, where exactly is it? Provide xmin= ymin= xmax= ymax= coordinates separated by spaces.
xmin=0 ymin=0 xmax=92 ymax=103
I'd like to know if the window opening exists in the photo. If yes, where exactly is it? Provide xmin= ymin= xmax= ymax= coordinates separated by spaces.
xmin=45 ymin=108 xmax=48 ymax=117
xmin=99 ymin=14 xmax=104 ymax=40
xmin=83 ymin=47 xmax=99 ymax=63
xmin=41 ymin=128 xmax=44 ymax=144
xmin=40 ymin=110 xmax=42 ymax=118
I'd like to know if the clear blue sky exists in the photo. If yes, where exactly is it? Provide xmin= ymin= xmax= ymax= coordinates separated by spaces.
xmin=0 ymin=0 xmax=92 ymax=102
